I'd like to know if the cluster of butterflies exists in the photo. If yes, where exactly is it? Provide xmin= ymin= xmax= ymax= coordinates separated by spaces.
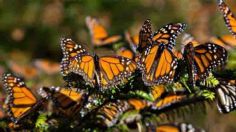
xmin=1 ymin=0 xmax=236 ymax=131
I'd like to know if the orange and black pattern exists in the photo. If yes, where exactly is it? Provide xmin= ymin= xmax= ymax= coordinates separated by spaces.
xmin=137 ymin=19 xmax=153 ymax=53
xmin=2 ymin=73 xmax=41 ymax=124
xmin=152 ymin=94 xmax=186 ymax=110
xmin=138 ymin=43 xmax=178 ymax=86
xmin=218 ymin=0 xmax=236 ymax=38
xmin=60 ymin=38 xmax=95 ymax=86
xmin=210 ymin=34 xmax=236 ymax=50
xmin=39 ymin=86 xmax=87 ymax=117
xmin=60 ymin=38 xmax=137 ymax=90
xmin=152 ymin=23 xmax=186 ymax=50
xmin=86 ymin=16 xmax=121 ymax=46
xmin=184 ymin=42 xmax=228 ymax=86
xmin=96 ymin=55 xmax=137 ymax=90
xmin=95 ymin=100 xmax=131 ymax=127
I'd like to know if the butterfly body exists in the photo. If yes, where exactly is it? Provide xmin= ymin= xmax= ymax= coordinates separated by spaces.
xmin=137 ymin=19 xmax=186 ymax=86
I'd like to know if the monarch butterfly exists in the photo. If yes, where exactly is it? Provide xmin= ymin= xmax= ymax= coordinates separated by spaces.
xmin=148 ymin=122 xmax=205 ymax=132
xmin=137 ymin=19 xmax=186 ymax=86
xmin=60 ymin=38 xmax=137 ymax=90
xmin=125 ymin=31 xmax=139 ymax=53
xmin=2 ymin=73 xmax=44 ymax=124
xmin=94 ymin=99 xmax=151 ymax=128
xmin=116 ymin=47 xmax=135 ymax=60
xmin=86 ymin=16 xmax=121 ymax=46
xmin=138 ymin=43 xmax=178 ymax=86
xmin=210 ymin=34 xmax=236 ymax=50
xmin=215 ymin=80 xmax=236 ymax=113
xmin=95 ymin=100 xmax=131 ymax=127
xmin=39 ymin=86 xmax=87 ymax=117
xmin=218 ymin=0 xmax=236 ymax=38
xmin=183 ymin=42 xmax=228 ymax=87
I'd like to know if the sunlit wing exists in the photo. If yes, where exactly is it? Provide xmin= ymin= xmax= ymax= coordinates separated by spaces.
xmin=3 ymin=73 xmax=38 ymax=124
xmin=98 ymin=56 xmax=137 ymax=90
xmin=152 ymin=23 xmax=186 ymax=49
xmin=86 ymin=16 xmax=121 ymax=46
xmin=60 ymin=38 xmax=95 ymax=86
xmin=218 ymin=0 xmax=236 ymax=38
xmin=138 ymin=44 xmax=178 ymax=86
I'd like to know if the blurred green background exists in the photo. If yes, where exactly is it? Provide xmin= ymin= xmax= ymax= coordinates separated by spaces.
xmin=1 ymin=0 xmax=236 ymax=131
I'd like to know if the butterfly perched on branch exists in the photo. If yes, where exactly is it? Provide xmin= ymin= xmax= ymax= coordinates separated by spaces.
xmin=60 ymin=38 xmax=137 ymax=90
xmin=137 ymin=19 xmax=186 ymax=86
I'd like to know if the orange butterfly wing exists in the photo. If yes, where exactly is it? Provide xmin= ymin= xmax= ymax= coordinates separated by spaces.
xmin=218 ymin=0 xmax=236 ymax=37
xmin=40 ymin=87 xmax=86 ymax=117
xmin=152 ymin=23 xmax=186 ymax=49
xmin=192 ymin=43 xmax=227 ymax=77
xmin=86 ymin=16 xmax=121 ymax=46
xmin=138 ymin=44 xmax=178 ymax=86
xmin=3 ymin=73 xmax=38 ymax=123
xmin=152 ymin=94 xmax=186 ymax=109
xmin=210 ymin=34 xmax=236 ymax=50
xmin=98 ymin=56 xmax=137 ymax=90
xmin=95 ymin=100 xmax=131 ymax=127
xmin=184 ymin=42 xmax=228 ymax=86
xmin=60 ymin=38 xmax=95 ymax=86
